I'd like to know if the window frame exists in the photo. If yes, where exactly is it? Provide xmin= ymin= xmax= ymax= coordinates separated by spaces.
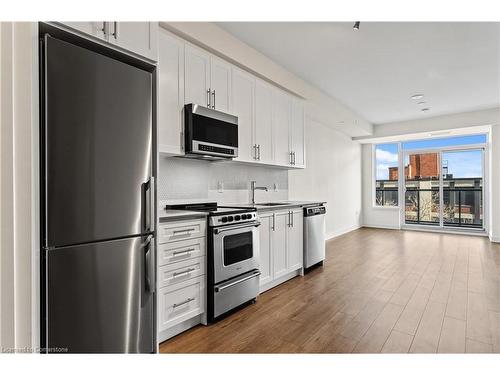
xmin=372 ymin=142 xmax=401 ymax=209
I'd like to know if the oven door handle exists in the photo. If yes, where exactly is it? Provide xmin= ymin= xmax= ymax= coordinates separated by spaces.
xmin=213 ymin=221 xmax=261 ymax=234
xmin=214 ymin=270 xmax=261 ymax=293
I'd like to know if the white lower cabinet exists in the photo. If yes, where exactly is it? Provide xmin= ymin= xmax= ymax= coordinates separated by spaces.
xmin=259 ymin=208 xmax=304 ymax=292
xmin=157 ymin=276 xmax=205 ymax=331
xmin=157 ymin=219 xmax=206 ymax=342
xmin=258 ymin=213 xmax=273 ymax=286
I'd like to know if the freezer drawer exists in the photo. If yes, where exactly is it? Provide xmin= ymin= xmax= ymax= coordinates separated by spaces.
xmin=46 ymin=236 xmax=154 ymax=353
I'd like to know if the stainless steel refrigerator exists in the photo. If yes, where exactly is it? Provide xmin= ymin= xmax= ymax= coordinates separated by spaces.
xmin=40 ymin=28 xmax=156 ymax=353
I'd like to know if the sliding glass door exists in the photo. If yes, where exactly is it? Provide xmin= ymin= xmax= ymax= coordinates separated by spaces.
xmin=404 ymin=148 xmax=484 ymax=230
xmin=442 ymin=149 xmax=483 ymax=229
xmin=404 ymin=152 xmax=440 ymax=226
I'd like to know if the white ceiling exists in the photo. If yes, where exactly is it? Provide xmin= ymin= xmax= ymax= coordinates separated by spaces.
xmin=217 ymin=22 xmax=500 ymax=124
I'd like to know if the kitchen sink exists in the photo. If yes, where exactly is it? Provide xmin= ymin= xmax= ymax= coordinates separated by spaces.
xmin=256 ymin=202 xmax=290 ymax=206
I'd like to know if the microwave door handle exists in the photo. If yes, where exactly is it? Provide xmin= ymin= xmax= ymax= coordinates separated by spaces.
xmin=212 ymin=89 xmax=216 ymax=109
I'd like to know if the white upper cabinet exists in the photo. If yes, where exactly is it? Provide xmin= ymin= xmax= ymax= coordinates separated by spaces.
xmin=184 ymin=43 xmax=211 ymax=107
xmin=60 ymin=22 xmax=107 ymax=40
xmin=156 ymin=27 xmax=305 ymax=168
xmin=59 ymin=22 xmax=158 ymax=61
xmin=254 ymin=79 xmax=273 ymax=164
xmin=158 ymin=29 xmax=185 ymax=156
xmin=272 ymin=89 xmax=292 ymax=166
xmin=210 ymin=56 xmax=232 ymax=112
xmin=231 ymin=67 xmax=255 ymax=163
xmin=290 ymin=97 xmax=306 ymax=168
xmin=107 ymin=22 xmax=158 ymax=61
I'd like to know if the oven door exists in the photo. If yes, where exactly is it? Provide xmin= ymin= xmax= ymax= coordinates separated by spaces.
xmin=212 ymin=221 xmax=260 ymax=284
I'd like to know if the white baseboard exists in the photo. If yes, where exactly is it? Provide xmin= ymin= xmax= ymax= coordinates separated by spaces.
xmin=489 ymin=234 xmax=500 ymax=243
xmin=362 ymin=224 xmax=400 ymax=230
xmin=259 ymin=269 xmax=301 ymax=294
xmin=326 ymin=224 xmax=361 ymax=241
xmin=158 ymin=314 xmax=202 ymax=344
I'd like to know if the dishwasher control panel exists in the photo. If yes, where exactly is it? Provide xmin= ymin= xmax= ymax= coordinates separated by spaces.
xmin=304 ymin=206 xmax=326 ymax=216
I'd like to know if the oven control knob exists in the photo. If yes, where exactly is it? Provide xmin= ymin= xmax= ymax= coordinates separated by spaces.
xmin=227 ymin=216 xmax=234 ymax=222
xmin=221 ymin=217 xmax=228 ymax=223
xmin=235 ymin=215 xmax=241 ymax=221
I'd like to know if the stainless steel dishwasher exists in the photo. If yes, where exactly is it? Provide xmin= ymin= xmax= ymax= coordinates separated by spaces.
xmin=303 ymin=205 xmax=326 ymax=271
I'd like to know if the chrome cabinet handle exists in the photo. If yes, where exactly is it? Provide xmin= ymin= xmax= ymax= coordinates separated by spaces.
xmin=173 ymin=297 xmax=194 ymax=308
xmin=100 ymin=22 xmax=108 ymax=37
xmin=257 ymin=145 xmax=261 ymax=160
xmin=172 ymin=228 xmax=195 ymax=235
xmin=212 ymin=90 xmax=216 ymax=109
xmin=293 ymin=151 xmax=296 ymax=165
xmin=272 ymin=213 xmax=276 ymax=231
xmin=291 ymin=211 xmax=294 ymax=227
xmin=112 ymin=21 xmax=118 ymax=39
xmin=207 ymin=89 xmax=211 ymax=108
xmin=173 ymin=268 xmax=195 ymax=277
xmin=172 ymin=248 xmax=195 ymax=256
xmin=253 ymin=144 xmax=257 ymax=160
xmin=290 ymin=151 xmax=293 ymax=165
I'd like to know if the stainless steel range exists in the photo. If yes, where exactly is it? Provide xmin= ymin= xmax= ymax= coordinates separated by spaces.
xmin=166 ymin=203 xmax=260 ymax=323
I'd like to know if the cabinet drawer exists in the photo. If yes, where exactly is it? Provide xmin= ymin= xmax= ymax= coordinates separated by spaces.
xmin=158 ymin=256 xmax=205 ymax=288
xmin=158 ymin=219 xmax=206 ymax=244
xmin=158 ymin=276 xmax=205 ymax=331
xmin=157 ymin=237 xmax=206 ymax=266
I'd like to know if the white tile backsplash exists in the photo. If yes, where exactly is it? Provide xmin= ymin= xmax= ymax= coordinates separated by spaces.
xmin=159 ymin=156 xmax=288 ymax=205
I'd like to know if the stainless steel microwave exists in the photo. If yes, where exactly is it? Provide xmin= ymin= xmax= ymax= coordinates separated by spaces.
xmin=184 ymin=104 xmax=238 ymax=160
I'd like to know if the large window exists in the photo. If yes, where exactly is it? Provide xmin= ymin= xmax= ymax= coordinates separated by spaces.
xmin=373 ymin=134 xmax=486 ymax=230
xmin=374 ymin=143 xmax=399 ymax=207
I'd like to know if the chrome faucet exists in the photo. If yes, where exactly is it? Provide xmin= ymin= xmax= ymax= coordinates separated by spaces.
xmin=251 ymin=180 xmax=268 ymax=204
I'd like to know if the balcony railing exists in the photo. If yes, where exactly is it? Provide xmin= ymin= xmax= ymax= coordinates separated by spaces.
xmin=377 ymin=177 xmax=483 ymax=229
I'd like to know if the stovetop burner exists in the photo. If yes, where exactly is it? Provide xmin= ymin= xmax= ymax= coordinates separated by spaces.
xmin=166 ymin=202 xmax=257 ymax=227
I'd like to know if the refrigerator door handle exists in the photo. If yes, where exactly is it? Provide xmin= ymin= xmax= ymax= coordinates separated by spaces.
xmin=143 ymin=235 xmax=154 ymax=292
xmin=143 ymin=176 xmax=154 ymax=233
xmin=149 ymin=176 xmax=155 ymax=232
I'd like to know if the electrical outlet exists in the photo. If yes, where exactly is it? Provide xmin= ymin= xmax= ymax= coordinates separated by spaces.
xmin=273 ymin=183 xmax=278 ymax=192
xmin=217 ymin=181 xmax=224 ymax=193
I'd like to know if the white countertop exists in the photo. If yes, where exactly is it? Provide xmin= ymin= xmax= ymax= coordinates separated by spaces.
xmin=159 ymin=209 xmax=208 ymax=221
xmin=158 ymin=201 xmax=326 ymax=221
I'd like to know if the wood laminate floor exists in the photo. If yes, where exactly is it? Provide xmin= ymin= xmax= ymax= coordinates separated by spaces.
xmin=159 ymin=228 xmax=500 ymax=353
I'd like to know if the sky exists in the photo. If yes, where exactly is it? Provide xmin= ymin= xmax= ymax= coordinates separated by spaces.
xmin=376 ymin=135 xmax=485 ymax=180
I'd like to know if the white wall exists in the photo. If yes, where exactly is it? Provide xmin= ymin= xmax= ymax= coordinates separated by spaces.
xmin=361 ymin=144 xmax=401 ymax=229
xmin=359 ymin=108 xmax=500 ymax=240
xmin=289 ymin=118 xmax=362 ymax=239
xmin=0 ymin=22 xmax=38 ymax=351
